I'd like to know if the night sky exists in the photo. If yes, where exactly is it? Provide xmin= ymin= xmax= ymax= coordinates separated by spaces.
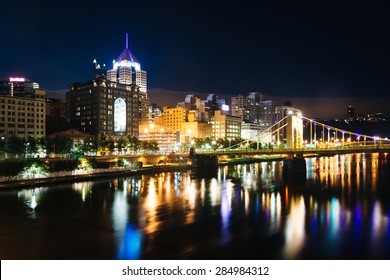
xmin=1 ymin=1 xmax=389 ymax=118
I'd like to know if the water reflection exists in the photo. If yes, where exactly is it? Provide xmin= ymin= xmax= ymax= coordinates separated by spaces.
xmin=17 ymin=188 xmax=45 ymax=218
xmin=284 ymin=196 xmax=305 ymax=258
xmin=1 ymin=153 xmax=390 ymax=259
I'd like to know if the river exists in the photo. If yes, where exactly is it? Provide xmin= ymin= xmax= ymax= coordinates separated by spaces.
xmin=1 ymin=153 xmax=390 ymax=259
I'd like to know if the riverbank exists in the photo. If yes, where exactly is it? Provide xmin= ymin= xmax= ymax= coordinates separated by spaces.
xmin=0 ymin=164 xmax=192 ymax=190
xmin=0 ymin=156 xmax=287 ymax=190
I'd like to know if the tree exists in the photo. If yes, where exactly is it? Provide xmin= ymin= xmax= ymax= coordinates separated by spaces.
xmin=107 ymin=136 xmax=115 ymax=152
xmin=82 ymin=136 xmax=98 ymax=154
xmin=6 ymin=136 xmax=24 ymax=155
xmin=193 ymin=138 xmax=204 ymax=149
xmin=117 ymin=138 xmax=127 ymax=153
xmin=217 ymin=138 xmax=227 ymax=149
xmin=98 ymin=135 xmax=111 ymax=155
xmin=25 ymin=136 xmax=38 ymax=155
xmin=150 ymin=141 xmax=159 ymax=152
xmin=127 ymin=136 xmax=141 ymax=152
xmin=46 ymin=136 xmax=73 ymax=155
xmin=48 ymin=159 xmax=79 ymax=172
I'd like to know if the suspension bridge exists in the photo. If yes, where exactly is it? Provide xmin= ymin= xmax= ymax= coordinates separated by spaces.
xmin=195 ymin=113 xmax=390 ymax=157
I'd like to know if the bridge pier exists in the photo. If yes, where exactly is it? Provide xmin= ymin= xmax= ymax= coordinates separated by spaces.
xmin=282 ymin=154 xmax=306 ymax=175
xmin=189 ymin=147 xmax=218 ymax=168
xmin=191 ymin=154 xmax=218 ymax=168
xmin=189 ymin=147 xmax=218 ymax=178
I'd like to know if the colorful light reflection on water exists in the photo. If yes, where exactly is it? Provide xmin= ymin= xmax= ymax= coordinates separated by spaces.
xmin=1 ymin=153 xmax=390 ymax=259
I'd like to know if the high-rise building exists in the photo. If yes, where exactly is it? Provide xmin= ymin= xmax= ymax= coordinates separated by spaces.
xmin=0 ymin=77 xmax=39 ymax=97
xmin=231 ymin=95 xmax=257 ymax=123
xmin=92 ymin=59 xmax=109 ymax=79
xmin=149 ymin=103 xmax=162 ymax=120
xmin=259 ymin=100 xmax=274 ymax=129
xmin=67 ymin=34 xmax=150 ymax=136
xmin=103 ymin=33 xmax=149 ymax=122
xmin=66 ymin=78 xmax=140 ymax=137
xmin=347 ymin=105 xmax=355 ymax=121
xmin=0 ymin=77 xmax=46 ymax=141
xmin=106 ymin=33 xmax=147 ymax=93
xmin=231 ymin=92 xmax=270 ymax=126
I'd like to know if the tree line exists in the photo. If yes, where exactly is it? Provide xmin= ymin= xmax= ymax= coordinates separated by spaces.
xmin=0 ymin=135 xmax=159 ymax=157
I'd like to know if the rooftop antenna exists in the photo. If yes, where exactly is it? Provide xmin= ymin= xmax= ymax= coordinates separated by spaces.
xmin=126 ymin=33 xmax=128 ymax=49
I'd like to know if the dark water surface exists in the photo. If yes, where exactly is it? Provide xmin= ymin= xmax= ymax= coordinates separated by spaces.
xmin=1 ymin=153 xmax=390 ymax=260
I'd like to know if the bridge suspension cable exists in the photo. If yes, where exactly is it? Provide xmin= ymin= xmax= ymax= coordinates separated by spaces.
xmin=301 ymin=115 xmax=390 ymax=144
xmin=226 ymin=116 xmax=289 ymax=150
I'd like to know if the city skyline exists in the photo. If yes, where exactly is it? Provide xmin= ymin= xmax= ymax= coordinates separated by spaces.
xmin=1 ymin=1 xmax=390 ymax=119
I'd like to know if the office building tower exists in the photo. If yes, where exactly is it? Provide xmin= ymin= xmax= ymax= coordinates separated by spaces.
xmin=0 ymin=77 xmax=39 ymax=97
xmin=231 ymin=95 xmax=257 ymax=123
xmin=92 ymin=59 xmax=109 ymax=79
xmin=106 ymin=33 xmax=147 ymax=93
xmin=66 ymin=78 xmax=140 ymax=137
xmin=259 ymin=100 xmax=273 ymax=129
xmin=106 ymin=33 xmax=149 ymax=122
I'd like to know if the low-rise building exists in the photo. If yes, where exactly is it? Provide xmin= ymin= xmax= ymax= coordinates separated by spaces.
xmin=139 ymin=122 xmax=178 ymax=152
xmin=210 ymin=110 xmax=241 ymax=140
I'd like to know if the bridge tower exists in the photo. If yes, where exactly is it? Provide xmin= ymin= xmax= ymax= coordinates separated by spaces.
xmin=286 ymin=115 xmax=303 ymax=149
xmin=283 ymin=114 xmax=306 ymax=176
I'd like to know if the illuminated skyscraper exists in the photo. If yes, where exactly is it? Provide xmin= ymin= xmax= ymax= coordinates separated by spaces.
xmin=106 ymin=33 xmax=149 ymax=122
xmin=107 ymin=33 xmax=147 ymax=93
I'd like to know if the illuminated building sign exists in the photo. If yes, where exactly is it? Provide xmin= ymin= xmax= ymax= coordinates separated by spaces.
xmin=221 ymin=104 xmax=230 ymax=112
xmin=9 ymin=77 xmax=25 ymax=82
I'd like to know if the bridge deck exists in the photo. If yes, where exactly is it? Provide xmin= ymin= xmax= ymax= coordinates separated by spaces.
xmin=195 ymin=144 xmax=390 ymax=156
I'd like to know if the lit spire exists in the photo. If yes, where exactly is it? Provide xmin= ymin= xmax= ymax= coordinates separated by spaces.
xmin=115 ymin=32 xmax=139 ymax=63
xmin=126 ymin=33 xmax=128 ymax=49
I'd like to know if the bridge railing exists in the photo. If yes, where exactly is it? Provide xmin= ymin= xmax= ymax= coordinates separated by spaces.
xmin=195 ymin=144 xmax=390 ymax=155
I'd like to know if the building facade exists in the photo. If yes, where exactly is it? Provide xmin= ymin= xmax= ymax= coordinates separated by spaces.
xmin=66 ymin=78 xmax=140 ymax=138
xmin=180 ymin=121 xmax=212 ymax=143
xmin=259 ymin=100 xmax=274 ymax=130
xmin=0 ymin=77 xmax=39 ymax=97
xmin=139 ymin=122 xmax=177 ymax=152
xmin=157 ymin=106 xmax=190 ymax=134
xmin=231 ymin=95 xmax=257 ymax=123
xmin=0 ymin=86 xmax=46 ymax=141
xmin=210 ymin=110 xmax=241 ymax=140
xmin=46 ymin=98 xmax=67 ymax=134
